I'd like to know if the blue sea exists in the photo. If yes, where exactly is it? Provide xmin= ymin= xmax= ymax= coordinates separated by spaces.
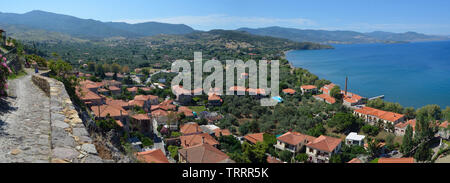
xmin=286 ymin=41 xmax=450 ymax=109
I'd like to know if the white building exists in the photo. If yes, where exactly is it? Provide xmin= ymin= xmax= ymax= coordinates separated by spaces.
xmin=345 ymin=132 xmax=365 ymax=146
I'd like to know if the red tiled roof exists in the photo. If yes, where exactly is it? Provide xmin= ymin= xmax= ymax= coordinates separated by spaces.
xmin=306 ymin=135 xmax=342 ymax=153
xmin=127 ymin=87 xmax=138 ymax=92
xmin=128 ymin=100 xmax=145 ymax=108
xmin=180 ymin=133 xmax=219 ymax=148
xmin=395 ymin=119 xmax=416 ymax=131
xmin=301 ymin=85 xmax=317 ymax=90
xmin=247 ymin=88 xmax=266 ymax=95
xmin=180 ymin=122 xmax=202 ymax=135
xmin=355 ymin=107 xmax=404 ymax=122
xmin=282 ymin=88 xmax=296 ymax=95
xmin=314 ymin=94 xmax=336 ymax=104
xmin=132 ymin=114 xmax=151 ymax=121
xmin=151 ymin=109 xmax=169 ymax=117
xmin=214 ymin=129 xmax=231 ymax=137
xmin=136 ymin=149 xmax=169 ymax=163
xmin=108 ymin=86 xmax=121 ymax=91
xmin=378 ymin=157 xmax=414 ymax=163
xmin=105 ymin=99 xmax=128 ymax=108
xmin=178 ymin=106 xmax=194 ymax=117
xmin=277 ymin=132 xmax=316 ymax=146
xmin=243 ymin=133 xmax=265 ymax=144
xmin=90 ymin=105 xmax=128 ymax=118
xmin=208 ymin=94 xmax=222 ymax=101
xmin=178 ymin=143 xmax=233 ymax=163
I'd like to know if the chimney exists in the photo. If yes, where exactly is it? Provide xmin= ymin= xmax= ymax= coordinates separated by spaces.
xmin=345 ymin=76 xmax=348 ymax=96
xmin=185 ymin=140 xmax=187 ymax=147
xmin=202 ymin=136 xmax=205 ymax=144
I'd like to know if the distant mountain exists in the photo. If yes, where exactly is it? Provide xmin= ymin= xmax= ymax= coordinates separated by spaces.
xmin=0 ymin=10 xmax=194 ymax=40
xmin=238 ymin=26 xmax=449 ymax=44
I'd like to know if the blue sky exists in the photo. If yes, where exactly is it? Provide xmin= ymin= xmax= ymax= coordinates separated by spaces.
xmin=3 ymin=0 xmax=450 ymax=35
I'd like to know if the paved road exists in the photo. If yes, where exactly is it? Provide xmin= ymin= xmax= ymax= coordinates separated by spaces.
xmin=0 ymin=72 xmax=52 ymax=163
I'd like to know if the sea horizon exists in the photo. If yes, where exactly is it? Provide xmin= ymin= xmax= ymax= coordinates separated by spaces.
xmin=286 ymin=40 xmax=450 ymax=109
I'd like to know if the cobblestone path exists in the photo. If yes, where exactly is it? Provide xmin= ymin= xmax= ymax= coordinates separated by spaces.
xmin=0 ymin=73 xmax=52 ymax=163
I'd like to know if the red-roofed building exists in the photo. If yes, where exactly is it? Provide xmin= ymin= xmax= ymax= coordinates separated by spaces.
xmin=178 ymin=106 xmax=194 ymax=118
xmin=214 ymin=128 xmax=231 ymax=137
xmin=267 ymin=156 xmax=283 ymax=163
xmin=208 ymin=94 xmax=223 ymax=106
xmin=136 ymin=149 xmax=169 ymax=163
xmin=131 ymin=114 xmax=152 ymax=134
xmin=320 ymin=83 xmax=336 ymax=95
xmin=300 ymin=85 xmax=318 ymax=94
xmin=306 ymin=135 xmax=342 ymax=163
xmin=178 ymin=143 xmax=234 ymax=163
xmin=108 ymin=86 xmax=121 ymax=96
xmin=243 ymin=133 xmax=265 ymax=145
xmin=395 ymin=119 xmax=416 ymax=136
xmin=313 ymin=94 xmax=336 ymax=104
xmin=354 ymin=106 xmax=405 ymax=126
xmin=180 ymin=133 xmax=219 ymax=148
xmin=282 ymin=88 xmax=296 ymax=95
xmin=275 ymin=131 xmax=317 ymax=153
xmin=127 ymin=87 xmax=139 ymax=95
xmin=180 ymin=122 xmax=203 ymax=136
xmin=378 ymin=157 xmax=414 ymax=163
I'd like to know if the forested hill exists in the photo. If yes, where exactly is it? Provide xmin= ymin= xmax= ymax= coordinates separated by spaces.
xmin=0 ymin=10 xmax=194 ymax=39
xmin=26 ymin=29 xmax=332 ymax=69
xmin=238 ymin=26 xmax=450 ymax=44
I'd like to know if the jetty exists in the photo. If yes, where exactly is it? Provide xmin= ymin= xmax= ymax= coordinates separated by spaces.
xmin=368 ymin=95 xmax=385 ymax=101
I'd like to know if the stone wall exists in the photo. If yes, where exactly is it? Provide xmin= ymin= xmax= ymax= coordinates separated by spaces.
xmin=32 ymin=74 xmax=103 ymax=163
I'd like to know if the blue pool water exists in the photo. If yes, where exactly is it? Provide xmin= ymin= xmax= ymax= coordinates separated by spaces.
xmin=286 ymin=41 xmax=450 ymax=109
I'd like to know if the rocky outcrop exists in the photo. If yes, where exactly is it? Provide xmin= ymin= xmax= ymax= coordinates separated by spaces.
xmin=32 ymin=74 xmax=103 ymax=163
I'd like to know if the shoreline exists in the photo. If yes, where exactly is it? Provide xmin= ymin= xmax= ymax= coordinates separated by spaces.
xmin=283 ymin=48 xmax=449 ymax=110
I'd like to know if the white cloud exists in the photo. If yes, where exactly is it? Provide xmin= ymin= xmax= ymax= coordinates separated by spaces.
xmin=114 ymin=14 xmax=315 ymax=30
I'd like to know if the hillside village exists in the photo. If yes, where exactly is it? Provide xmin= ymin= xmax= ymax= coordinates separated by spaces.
xmin=72 ymin=65 xmax=449 ymax=163
xmin=2 ymin=26 xmax=450 ymax=164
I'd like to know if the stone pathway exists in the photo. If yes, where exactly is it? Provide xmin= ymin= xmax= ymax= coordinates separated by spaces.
xmin=0 ymin=73 xmax=52 ymax=163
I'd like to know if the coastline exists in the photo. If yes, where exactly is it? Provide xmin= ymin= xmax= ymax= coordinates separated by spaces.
xmin=284 ymin=42 xmax=450 ymax=109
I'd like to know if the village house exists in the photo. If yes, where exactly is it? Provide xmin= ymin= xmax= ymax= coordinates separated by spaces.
xmin=180 ymin=133 xmax=219 ymax=148
xmin=136 ymin=149 xmax=169 ymax=163
xmin=354 ymin=106 xmax=405 ymax=126
xmin=345 ymin=132 xmax=365 ymax=146
xmin=213 ymin=128 xmax=232 ymax=138
xmin=208 ymin=94 xmax=223 ymax=106
xmin=395 ymin=119 xmax=416 ymax=136
xmin=320 ymin=83 xmax=336 ymax=95
xmin=134 ymin=95 xmax=159 ymax=110
xmin=130 ymin=114 xmax=153 ymax=134
xmin=90 ymin=104 xmax=129 ymax=130
xmin=178 ymin=106 xmax=194 ymax=118
xmin=300 ymin=85 xmax=318 ymax=95
xmin=275 ymin=131 xmax=316 ymax=153
xmin=172 ymin=85 xmax=193 ymax=106
xmin=178 ymin=143 xmax=234 ymax=163
xmin=180 ymin=122 xmax=203 ymax=136
xmin=305 ymin=135 xmax=342 ymax=163
xmin=437 ymin=121 xmax=449 ymax=139
xmin=243 ymin=133 xmax=265 ymax=145
xmin=282 ymin=88 xmax=296 ymax=95
xmin=108 ymin=86 xmax=121 ymax=96
xmin=342 ymin=91 xmax=365 ymax=107
xmin=127 ymin=87 xmax=139 ymax=95
xmin=313 ymin=94 xmax=336 ymax=104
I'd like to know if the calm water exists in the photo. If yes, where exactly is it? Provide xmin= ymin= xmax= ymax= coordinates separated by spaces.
xmin=286 ymin=41 xmax=450 ymax=109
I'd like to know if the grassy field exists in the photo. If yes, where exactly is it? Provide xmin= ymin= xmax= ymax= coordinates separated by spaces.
xmin=188 ymin=106 xmax=207 ymax=114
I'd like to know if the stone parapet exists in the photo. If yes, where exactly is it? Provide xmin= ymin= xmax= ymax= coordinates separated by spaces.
xmin=32 ymin=74 xmax=103 ymax=163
